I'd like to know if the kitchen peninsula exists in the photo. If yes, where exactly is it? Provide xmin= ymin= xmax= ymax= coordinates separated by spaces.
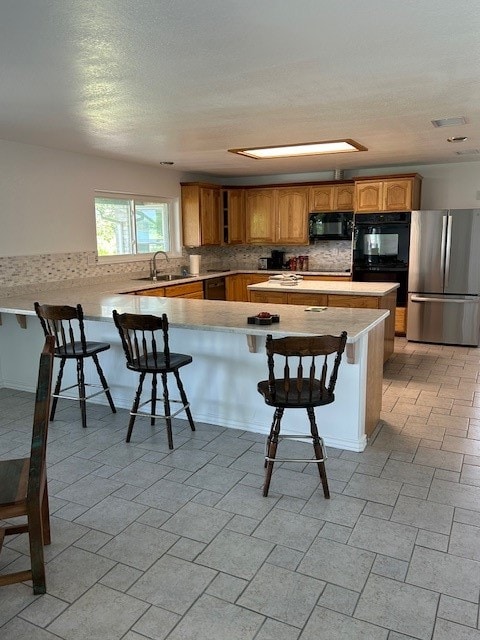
xmin=248 ymin=279 xmax=398 ymax=362
xmin=0 ymin=277 xmax=389 ymax=451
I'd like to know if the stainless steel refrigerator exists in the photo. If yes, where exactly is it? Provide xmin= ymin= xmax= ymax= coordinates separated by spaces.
xmin=407 ymin=209 xmax=480 ymax=346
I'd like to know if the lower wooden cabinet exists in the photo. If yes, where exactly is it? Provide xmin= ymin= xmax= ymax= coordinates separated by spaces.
xmin=132 ymin=281 xmax=204 ymax=299
xmin=395 ymin=306 xmax=407 ymax=335
xmin=165 ymin=282 xmax=204 ymax=298
xmin=226 ymin=274 xmax=269 ymax=302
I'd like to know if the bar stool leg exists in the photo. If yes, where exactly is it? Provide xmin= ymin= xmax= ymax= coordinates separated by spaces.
xmin=151 ymin=373 xmax=157 ymax=426
xmin=161 ymin=372 xmax=174 ymax=450
xmin=50 ymin=357 xmax=66 ymax=421
xmin=76 ymin=359 xmax=87 ymax=429
xmin=307 ymin=407 xmax=330 ymax=499
xmin=263 ymin=407 xmax=283 ymax=497
xmin=92 ymin=353 xmax=116 ymax=414
xmin=173 ymin=370 xmax=195 ymax=431
xmin=127 ymin=372 xmax=146 ymax=442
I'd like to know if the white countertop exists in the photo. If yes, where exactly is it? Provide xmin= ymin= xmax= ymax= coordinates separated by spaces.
xmin=0 ymin=280 xmax=388 ymax=343
xmin=248 ymin=278 xmax=399 ymax=296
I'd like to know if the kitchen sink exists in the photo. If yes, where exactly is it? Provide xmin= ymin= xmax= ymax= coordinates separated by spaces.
xmin=134 ymin=274 xmax=188 ymax=282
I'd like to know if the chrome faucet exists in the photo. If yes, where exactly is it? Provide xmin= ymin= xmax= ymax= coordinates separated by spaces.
xmin=150 ymin=250 xmax=169 ymax=281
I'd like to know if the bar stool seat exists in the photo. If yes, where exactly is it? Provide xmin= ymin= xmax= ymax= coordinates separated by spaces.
xmin=34 ymin=302 xmax=116 ymax=428
xmin=258 ymin=332 xmax=347 ymax=499
xmin=113 ymin=310 xmax=195 ymax=448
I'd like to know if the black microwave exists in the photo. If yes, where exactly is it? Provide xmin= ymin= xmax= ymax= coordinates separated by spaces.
xmin=309 ymin=212 xmax=353 ymax=241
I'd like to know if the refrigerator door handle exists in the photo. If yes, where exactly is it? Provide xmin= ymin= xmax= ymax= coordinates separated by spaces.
xmin=411 ymin=295 xmax=478 ymax=304
xmin=444 ymin=214 xmax=453 ymax=288
xmin=440 ymin=215 xmax=448 ymax=281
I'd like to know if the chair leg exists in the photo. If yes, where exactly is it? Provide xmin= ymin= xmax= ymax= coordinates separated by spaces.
xmin=92 ymin=353 xmax=116 ymax=414
xmin=161 ymin=372 xmax=174 ymax=450
xmin=76 ymin=358 xmax=87 ymax=429
xmin=263 ymin=407 xmax=283 ymax=497
xmin=151 ymin=373 xmax=157 ymax=426
xmin=173 ymin=370 xmax=195 ymax=431
xmin=127 ymin=372 xmax=146 ymax=442
xmin=307 ymin=407 xmax=330 ymax=499
xmin=28 ymin=508 xmax=46 ymax=595
xmin=50 ymin=357 xmax=66 ymax=421
xmin=41 ymin=483 xmax=51 ymax=546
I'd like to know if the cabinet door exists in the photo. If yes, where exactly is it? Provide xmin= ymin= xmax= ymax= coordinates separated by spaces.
xmin=276 ymin=187 xmax=308 ymax=244
xmin=225 ymin=274 xmax=243 ymax=301
xmin=354 ymin=181 xmax=383 ymax=213
xmin=226 ymin=189 xmax=245 ymax=244
xmin=309 ymin=185 xmax=334 ymax=211
xmin=200 ymin=187 xmax=221 ymax=245
xmin=333 ymin=184 xmax=354 ymax=211
xmin=382 ymin=179 xmax=412 ymax=211
xmin=245 ymin=189 xmax=276 ymax=243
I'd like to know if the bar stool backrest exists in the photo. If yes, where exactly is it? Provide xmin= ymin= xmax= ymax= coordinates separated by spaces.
xmin=113 ymin=311 xmax=171 ymax=369
xmin=265 ymin=332 xmax=347 ymax=404
xmin=34 ymin=303 xmax=88 ymax=355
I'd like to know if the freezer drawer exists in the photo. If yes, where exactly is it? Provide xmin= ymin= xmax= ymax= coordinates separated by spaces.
xmin=407 ymin=293 xmax=480 ymax=346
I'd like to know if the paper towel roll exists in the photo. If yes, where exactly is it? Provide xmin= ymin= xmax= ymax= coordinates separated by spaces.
xmin=189 ymin=254 xmax=201 ymax=276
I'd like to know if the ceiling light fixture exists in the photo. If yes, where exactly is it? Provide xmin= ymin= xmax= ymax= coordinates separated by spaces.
xmin=447 ymin=136 xmax=468 ymax=143
xmin=228 ymin=139 xmax=367 ymax=160
xmin=431 ymin=116 xmax=467 ymax=128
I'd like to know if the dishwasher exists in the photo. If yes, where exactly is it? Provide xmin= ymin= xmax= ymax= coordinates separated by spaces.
xmin=204 ymin=276 xmax=226 ymax=300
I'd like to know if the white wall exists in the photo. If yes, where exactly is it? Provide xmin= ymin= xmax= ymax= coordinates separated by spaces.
xmin=0 ymin=139 xmax=191 ymax=257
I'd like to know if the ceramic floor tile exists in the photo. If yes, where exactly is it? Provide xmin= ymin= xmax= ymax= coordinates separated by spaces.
xmin=297 ymin=537 xmax=375 ymax=592
xmin=406 ymin=546 xmax=480 ymax=603
xmin=348 ymin=514 xmax=417 ymax=561
xmin=355 ymin=573 xmax=438 ymax=640
xmin=238 ymin=563 xmax=325 ymax=628
xmin=47 ymin=583 xmax=149 ymax=640
xmin=251 ymin=507 xmax=323 ymax=552
xmin=299 ymin=606 xmax=388 ymax=640
xmin=166 ymin=594 xmax=264 ymax=640
xmin=127 ymin=554 xmax=216 ymax=614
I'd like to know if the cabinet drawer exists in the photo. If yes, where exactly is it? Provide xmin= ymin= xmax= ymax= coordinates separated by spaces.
xmin=165 ymin=282 xmax=204 ymax=297
xmin=249 ymin=291 xmax=288 ymax=304
xmin=287 ymin=292 xmax=328 ymax=306
xmin=328 ymin=294 xmax=379 ymax=308
xmin=134 ymin=287 xmax=166 ymax=297
xmin=180 ymin=290 xmax=204 ymax=299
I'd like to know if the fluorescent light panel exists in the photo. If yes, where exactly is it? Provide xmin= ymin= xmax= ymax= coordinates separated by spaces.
xmin=229 ymin=139 xmax=367 ymax=159
xmin=431 ymin=116 xmax=467 ymax=128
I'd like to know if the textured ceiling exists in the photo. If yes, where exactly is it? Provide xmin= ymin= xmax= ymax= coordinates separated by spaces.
xmin=1 ymin=0 xmax=480 ymax=177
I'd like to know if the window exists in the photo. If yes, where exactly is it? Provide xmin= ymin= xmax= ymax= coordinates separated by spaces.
xmin=94 ymin=193 xmax=180 ymax=260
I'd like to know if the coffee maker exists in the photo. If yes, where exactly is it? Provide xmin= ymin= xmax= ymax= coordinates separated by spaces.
xmin=269 ymin=250 xmax=285 ymax=270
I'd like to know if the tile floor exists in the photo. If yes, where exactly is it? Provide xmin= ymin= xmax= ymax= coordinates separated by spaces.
xmin=2 ymin=337 xmax=480 ymax=639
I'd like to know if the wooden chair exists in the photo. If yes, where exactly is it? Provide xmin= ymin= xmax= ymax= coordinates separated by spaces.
xmin=0 ymin=336 xmax=55 ymax=594
xmin=113 ymin=310 xmax=195 ymax=447
xmin=258 ymin=332 xmax=347 ymax=498
xmin=34 ymin=302 xmax=116 ymax=428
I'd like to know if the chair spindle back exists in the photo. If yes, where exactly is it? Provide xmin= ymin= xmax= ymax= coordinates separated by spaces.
xmin=113 ymin=311 xmax=171 ymax=369
xmin=34 ymin=303 xmax=88 ymax=355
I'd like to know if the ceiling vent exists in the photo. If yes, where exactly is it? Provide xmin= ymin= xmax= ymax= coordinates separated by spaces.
xmin=455 ymin=149 xmax=480 ymax=155
xmin=431 ymin=116 xmax=467 ymax=128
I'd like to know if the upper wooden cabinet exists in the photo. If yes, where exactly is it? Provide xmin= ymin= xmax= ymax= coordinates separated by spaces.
xmin=354 ymin=174 xmax=422 ymax=213
xmin=181 ymin=183 xmax=222 ymax=247
xmin=224 ymin=189 xmax=246 ymax=244
xmin=246 ymin=186 xmax=308 ymax=245
xmin=309 ymin=183 xmax=354 ymax=212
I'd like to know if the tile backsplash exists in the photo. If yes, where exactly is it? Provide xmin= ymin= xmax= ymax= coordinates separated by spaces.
xmin=0 ymin=241 xmax=352 ymax=295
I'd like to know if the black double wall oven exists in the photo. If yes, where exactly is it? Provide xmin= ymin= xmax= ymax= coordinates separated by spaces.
xmin=352 ymin=212 xmax=411 ymax=308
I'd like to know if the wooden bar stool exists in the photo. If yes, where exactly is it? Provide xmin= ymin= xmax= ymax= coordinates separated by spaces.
xmin=112 ymin=310 xmax=195 ymax=448
xmin=34 ymin=302 xmax=116 ymax=428
xmin=0 ymin=336 xmax=55 ymax=594
xmin=257 ymin=331 xmax=347 ymax=499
